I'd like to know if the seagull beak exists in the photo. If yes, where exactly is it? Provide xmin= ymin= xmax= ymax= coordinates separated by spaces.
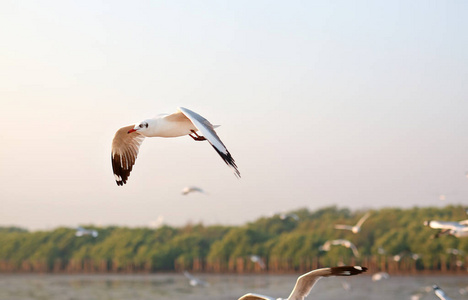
xmin=128 ymin=128 xmax=137 ymax=134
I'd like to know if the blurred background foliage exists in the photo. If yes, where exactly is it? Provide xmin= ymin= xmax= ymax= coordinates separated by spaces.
xmin=0 ymin=205 xmax=467 ymax=272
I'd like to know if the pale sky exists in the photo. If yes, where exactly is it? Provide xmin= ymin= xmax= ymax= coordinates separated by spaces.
xmin=1 ymin=1 xmax=467 ymax=230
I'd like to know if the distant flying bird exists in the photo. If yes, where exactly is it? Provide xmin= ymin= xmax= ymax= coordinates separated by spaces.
xmin=182 ymin=186 xmax=206 ymax=195
xmin=75 ymin=227 xmax=98 ymax=238
xmin=319 ymin=239 xmax=360 ymax=257
xmin=280 ymin=213 xmax=300 ymax=221
xmin=433 ymin=285 xmax=452 ymax=300
xmin=111 ymin=107 xmax=240 ymax=186
xmin=249 ymin=255 xmax=266 ymax=269
xmin=148 ymin=215 xmax=165 ymax=228
xmin=334 ymin=212 xmax=371 ymax=234
xmin=371 ymin=272 xmax=390 ymax=282
xmin=237 ymin=266 xmax=367 ymax=300
xmin=446 ymin=248 xmax=463 ymax=256
xmin=459 ymin=286 xmax=468 ymax=295
xmin=423 ymin=220 xmax=468 ymax=238
xmin=183 ymin=271 xmax=209 ymax=287
xmin=377 ymin=247 xmax=386 ymax=255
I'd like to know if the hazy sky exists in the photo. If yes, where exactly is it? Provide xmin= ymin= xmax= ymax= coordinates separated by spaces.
xmin=1 ymin=1 xmax=467 ymax=230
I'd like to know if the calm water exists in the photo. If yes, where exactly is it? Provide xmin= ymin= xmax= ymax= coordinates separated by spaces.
xmin=0 ymin=273 xmax=466 ymax=300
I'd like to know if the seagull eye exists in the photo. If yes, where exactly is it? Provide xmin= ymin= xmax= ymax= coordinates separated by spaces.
xmin=145 ymin=123 xmax=148 ymax=128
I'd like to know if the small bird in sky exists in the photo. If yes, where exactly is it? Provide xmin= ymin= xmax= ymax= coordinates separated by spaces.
xmin=319 ymin=239 xmax=360 ymax=258
xmin=182 ymin=186 xmax=207 ymax=195
xmin=111 ymin=107 xmax=240 ymax=186
xmin=75 ymin=227 xmax=98 ymax=238
xmin=334 ymin=212 xmax=371 ymax=234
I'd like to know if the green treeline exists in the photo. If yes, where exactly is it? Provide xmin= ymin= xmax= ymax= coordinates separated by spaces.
xmin=0 ymin=205 xmax=467 ymax=273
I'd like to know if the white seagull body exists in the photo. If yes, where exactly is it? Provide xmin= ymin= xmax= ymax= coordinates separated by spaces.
xmin=238 ymin=266 xmax=367 ymax=300
xmin=433 ymin=285 xmax=452 ymax=300
xmin=75 ymin=227 xmax=98 ymax=238
xmin=111 ymin=107 xmax=240 ymax=185
xmin=334 ymin=212 xmax=371 ymax=234
xmin=424 ymin=220 xmax=468 ymax=238
xmin=182 ymin=186 xmax=206 ymax=195
xmin=319 ymin=239 xmax=360 ymax=257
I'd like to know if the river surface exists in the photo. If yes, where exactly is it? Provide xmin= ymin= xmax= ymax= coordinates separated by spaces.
xmin=0 ymin=273 xmax=467 ymax=300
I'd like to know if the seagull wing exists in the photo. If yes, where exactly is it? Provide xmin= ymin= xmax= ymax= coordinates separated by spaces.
xmin=287 ymin=266 xmax=367 ymax=300
xmin=178 ymin=107 xmax=240 ymax=178
xmin=183 ymin=270 xmax=196 ymax=280
xmin=433 ymin=285 xmax=452 ymax=300
xmin=238 ymin=293 xmax=275 ymax=300
xmin=334 ymin=225 xmax=353 ymax=231
xmin=355 ymin=212 xmax=371 ymax=228
xmin=111 ymin=125 xmax=145 ymax=186
xmin=349 ymin=243 xmax=360 ymax=257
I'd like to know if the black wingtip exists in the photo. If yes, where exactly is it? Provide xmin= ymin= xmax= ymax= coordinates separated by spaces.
xmin=111 ymin=153 xmax=130 ymax=186
xmin=330 ymin=266 xmax=368 ymax=276
xmin=211 ymin=145 xmax=241 ymax=178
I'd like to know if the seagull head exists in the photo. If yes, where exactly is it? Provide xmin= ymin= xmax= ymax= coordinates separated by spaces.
xmin=128 ymin=121 xmax=150 ymax=134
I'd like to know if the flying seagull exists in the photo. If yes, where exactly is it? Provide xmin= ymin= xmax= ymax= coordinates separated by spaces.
xmin=75 ymin=227 xmax=98 ymax=238
xmin=238 ymin=266 xmax=367 ymax=300
xmin=319 ymin=239 xmax=360 ymax=257
xmin=433 ymin=285 xmax=452 ymax=300
xmin=334 ymin=212 xmax=371 ymax=234
xmin=423 ymin=220 xmax=468 ymax=238
xmin=182 ymin=186 xmax=206 ymax=195
xmin=371 ymin=272 xmax=389 ymax=282
xmin=249 ymin=255 xmax=266 ymax=269
xmin=183 ymin=270 xmax=209 ymax=287
xmin=280 ymin=213 xmax=300 ymax=221
xmin=111 ymin=107 xmax=240 ymax=185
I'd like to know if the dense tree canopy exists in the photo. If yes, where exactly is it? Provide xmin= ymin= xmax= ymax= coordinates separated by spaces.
xmin=0 ymin=205 xmax=467 ymax=273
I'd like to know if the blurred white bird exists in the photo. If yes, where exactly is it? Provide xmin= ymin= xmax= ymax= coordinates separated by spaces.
xmin=459 ymin=286 xmax=468 ymax=295
xmin=238 ymin=266 xmax=367 ymax=300
xmin=433 ymin=285 xmax=452 ymax=300
xmin=334 ymin=212 xmax=371 ymax=234
xmin=371 ymin=272 xmax=390 ymax=282
xmin=319 ymin=239 xmax=360 ymax=257
xmin=75 ymin=227 xmax=98 ymax=238
xmin=377 ymin=247 xmax=386 ymax=255
xmin=111 ymin=107 xmax=240 ymax=185
xmin=249 ymin=255 xmax=266 ymax=269
xmin=424 ymin=220 xmax=468 ymax=238
xmin=182 ymin=186 xmax=207 ymax=195
xmin=148 ymin=215 xmax=165 ymax=228
xmin=183 ymin=271 xmax=210 ymax=287
xmin=279 ymin=213 xmax=300 ymax=221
